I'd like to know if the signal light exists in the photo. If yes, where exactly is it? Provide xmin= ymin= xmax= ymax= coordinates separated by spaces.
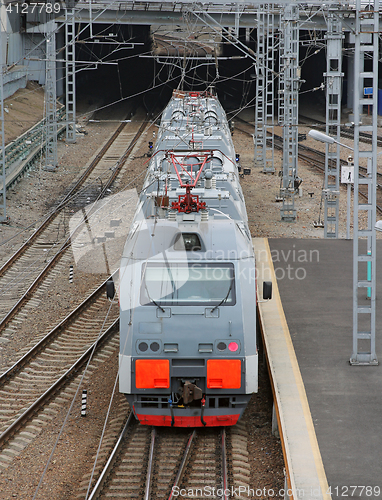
xmin=228 ymin=342 xmax=239 ymax=352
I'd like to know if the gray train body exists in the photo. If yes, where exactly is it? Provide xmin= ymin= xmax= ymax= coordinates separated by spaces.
xmin=119 ymin=90 xmax=258 ymax=427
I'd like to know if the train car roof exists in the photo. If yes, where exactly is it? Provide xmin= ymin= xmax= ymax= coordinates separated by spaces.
xmin=121 ymin=217 xmax=254 ymax=263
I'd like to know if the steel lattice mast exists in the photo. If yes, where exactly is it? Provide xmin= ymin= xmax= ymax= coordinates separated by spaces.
xmin=45 ymin=18 xmax=57 ymax=171
xmin=279 ymin=3 xmax=299 ymax=222
xmin=254 ymin=5 xmax=266 ymax=168
xmin=66 ymin=2 xmax=76 ymax=143
xmin=323 ymin=12 xmax=343 ymax=238
xmin=351 ymin=0 xmax=379 ymax=365
xmin=0 ymin=27 xmax=5 ymax=222
xmin=254 ymin=4 xmax=275 ymax=173
xmin=263 ymin=3 xmax=275 ymax=174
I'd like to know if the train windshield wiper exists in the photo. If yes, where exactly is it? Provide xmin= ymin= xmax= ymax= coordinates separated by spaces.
xmin=210 ymin=280 xmax=233 ymax=313
xmin=162 ymin=251 xmax=177 ymax=298
xmin=145 ymin=283 xmax=165 ymax=313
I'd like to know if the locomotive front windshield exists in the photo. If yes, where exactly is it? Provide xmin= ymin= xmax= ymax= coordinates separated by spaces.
xmin=141 ymin=262 xmax=235 ymax=306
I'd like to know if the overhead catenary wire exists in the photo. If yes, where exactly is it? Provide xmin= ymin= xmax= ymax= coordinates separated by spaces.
xmin=0 ymin=97 xmax=227 ymax=298
xmin=0 ymin=131 xmax=164 ymax=296
xmin=5 ymin=5 xmax=333 ymax=128
xmin=31 ymin=137 xmax=168 ymax=499
xmin=1 ymin=3 xmax=350 ymax=286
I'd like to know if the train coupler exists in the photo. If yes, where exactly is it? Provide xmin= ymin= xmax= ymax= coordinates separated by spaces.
xmin=181 ymin=381 xmax=203 ymax=405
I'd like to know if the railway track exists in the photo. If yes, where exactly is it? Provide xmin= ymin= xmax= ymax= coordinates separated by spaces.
xmin=0 ymin=105 xmax=284 ymax=494
xmin=235 ymin=119 xmax=382 ymax=214
xmin=0 ymin=109 xmax=152 ymax=473
xmin=0 ymin=278 xmax=119 ymax=456
xmin=299 ymin=114 xmax=382 ymax=148
xmin=0 ymin=114 xmax=148 ymax=339
xmin=87 ymin=420 xmax=231 ymax=500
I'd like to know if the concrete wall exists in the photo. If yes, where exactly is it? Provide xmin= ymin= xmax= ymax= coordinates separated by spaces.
xmin=1 ymin=5 xmax=27 ymax=97
xmin=0 ymin=10 xmax=63 ymax=99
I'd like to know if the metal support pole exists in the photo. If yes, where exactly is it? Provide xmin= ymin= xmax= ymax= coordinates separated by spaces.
xmin=45 ymin=20 xmax=57 ymax=171
xmin=350 ymin=0 xmax=379 ymax=365
xmin=279 ymin=4 xmax=299 ymax=222
xmin=323 ymin=13 xmax=343 ymax=238
xmin=278 ymin=17 xmax=285 ymax=130
xmin=66 ymin=5 xmax=76 ymax=143
xmin=254 ymin=6 xmax=266 ymax=168
xmin=254 ymin=4 xmax=275 ymax=173
xmin=0 ymin=29 xmax=6 ymax=222
xmin=347 ymin=183 xmax=351 ymax=240
xmin=263 ymin=4 xmax=275 ymax=174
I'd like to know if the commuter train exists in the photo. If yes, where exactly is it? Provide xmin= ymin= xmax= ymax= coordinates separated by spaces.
xmin=116 ymin=89 xmax=271 ymax=427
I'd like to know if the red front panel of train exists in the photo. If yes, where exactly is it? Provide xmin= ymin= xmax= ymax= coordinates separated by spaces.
xmin=135 ymin=359 xmax=170 ymax=389
xmin=206 ymin=359 xmax=241 ymax=389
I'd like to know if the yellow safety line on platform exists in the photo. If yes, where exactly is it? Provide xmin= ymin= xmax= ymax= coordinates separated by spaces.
xmin=254 ymin=237 xmax=331 ymax=500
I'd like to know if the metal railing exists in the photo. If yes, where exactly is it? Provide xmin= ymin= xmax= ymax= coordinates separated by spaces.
xmin=2 ymin=106 xmax=66 ymax=189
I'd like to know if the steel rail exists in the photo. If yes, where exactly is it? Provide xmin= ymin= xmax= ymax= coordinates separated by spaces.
xmin=221 ymin=428 xmax=229 ymax=500
xmin=0 ymin=118 xmax=146 ymax=331
xmin=0 ymin=318 xmax=118 ymax=449
xmin=99 ymin=119 xmax=149 ymax=198
xmin=0 ymin=238 xmax=71 ymax=331
xmin=235 ymin=121 xmax=382 ymax=214
xmin=87 ymin=412 xmax=135 ymax=500
xmin=61 ymin=119 xmax=149 ymax=272
xmin=144 ymin=428 xmax=157 ymax=500
xmin=0 ymin=275 xmax=114 ymax=383
xmin=299 ymin=115 xmax=382 ymax=148
xmin=168 ymin=430 xmax=196 ymax=500
xmin=295 ymin=150 xmax=382 ymax=214
xmin=236 ymin=119 xmax=382 ymax=183
xmin=0 ymin=120 xmax=128 ymax=278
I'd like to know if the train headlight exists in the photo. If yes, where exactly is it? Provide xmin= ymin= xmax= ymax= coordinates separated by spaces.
xmin=136 ymin=340 xmax=161 ymax=354
xmin=215 ymin=340 xmax=240 ymax=353
xmin=217 ymin=342 xmax=227 ymax=351
xmin=138 ymin=342 xmax=148 ymax=352
xmin=150 ymin=342 xmax=160 ymax=352
xmin=228 ymin=342 xmax=239 ymax=352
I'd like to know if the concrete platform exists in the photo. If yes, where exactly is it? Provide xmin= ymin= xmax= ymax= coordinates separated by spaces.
xmin=255 ymin=237 xmax=382 ymax=500
xmin=254 ymin=238 xmax=330 ymax=500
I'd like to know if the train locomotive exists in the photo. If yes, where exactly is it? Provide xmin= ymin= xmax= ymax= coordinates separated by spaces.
xmin=117 ymin=89 xmax=270 ymax=427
